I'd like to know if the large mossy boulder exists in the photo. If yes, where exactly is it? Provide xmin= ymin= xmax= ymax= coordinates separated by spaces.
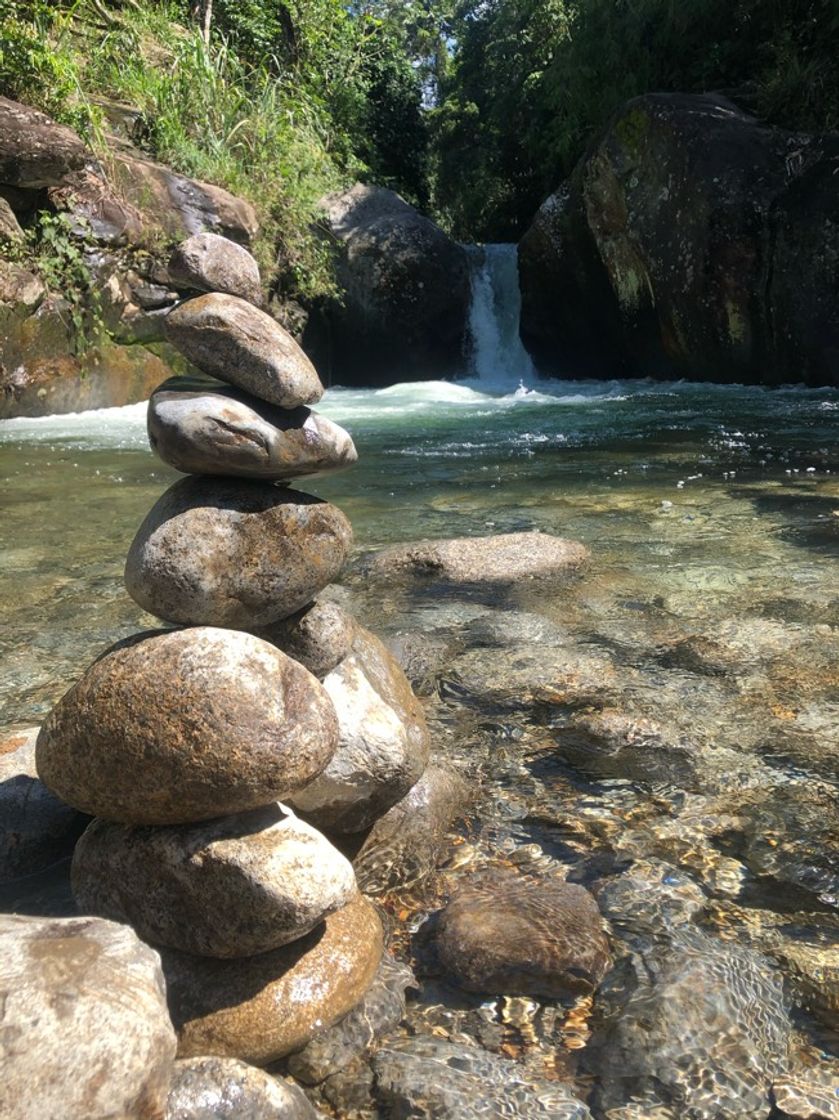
xmin=304 ymin=184 xmax=470 ymax=385
xmin=519 ymin=92 xmax=839 ymax=387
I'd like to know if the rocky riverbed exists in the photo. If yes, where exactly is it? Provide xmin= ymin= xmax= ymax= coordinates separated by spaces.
xmin=1 ymin=362 xmax=837 ymax=1116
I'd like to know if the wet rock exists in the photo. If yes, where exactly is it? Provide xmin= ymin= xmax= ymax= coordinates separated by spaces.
xmin=148 ymin=377 xmax=357 ymax=480
xmin=0 ymin=726 xmax=87 ymax=881
xmin=0 ymin=96 xmax=88 ymax=188
xmin=368 ymin=531 xmax=589 ymax=585
xmin=437 ymin=867 xmax=611 ymax=998
xmin=555 ymin=709 xmax=700 ymax=787
xmin=36 ymin=627 xmax=338 ymax=825
xmin=72 ymin=804 xmax=355 ymax=957
xmin=385 ymin=630 xmax=455 ymax=694
xmin=347 ymin=764 xmax=470 ymax=894
xmin=590 ymin=929 xmax=790 ymax=1119
xmin=166 ymin=1057 xmax=324 ymax=1120
xmin=255 ymin=600 xmax=356 ymax=679
xmin=164 ymin=894 xmax=383 ymax=1065
xmin=124 ymin=477 xmax=352 ymax=628
xmin=372 ymin=1036 xmax=593 ymax=1119
xmin=773 ymin=1061 xmax=839 ymax=1120
xmin=168 ymin=232 xmax=262 ymax=304
xmin=0 ymin=913 xmax=176 ymax=1120
xmin=164 ymin=293 xmax=322 ymax=408
xmin=462 ymin=608 xmax=572 ymax=648
xmin=304 ymin=183 xmax=470 ymax=385
xmin=593 ymin=859 xmax=706 ymax=936
xmin=290 ymin=627 xmax=430 ymax=833
xmin=287 ymin=952 xmax=415 ymax=1084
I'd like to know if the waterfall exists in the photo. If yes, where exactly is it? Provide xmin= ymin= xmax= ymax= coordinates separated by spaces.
xmin=465 ymin=243 xmax=536 ymax=388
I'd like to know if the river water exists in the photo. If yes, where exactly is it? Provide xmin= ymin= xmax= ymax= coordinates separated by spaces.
xmin=1 ymin=251 xmax=838 ymax=1112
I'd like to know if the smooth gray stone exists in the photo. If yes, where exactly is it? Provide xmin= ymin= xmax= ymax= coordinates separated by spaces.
xmin=148 ymin=376 xmax=357 ymax=479
xmin=166 ymin=1058 xmax=324 ymax=1119
xmin=168 ymin=232 xmax=262 ymax=304
xmin=0 ymin=914 xmax=176 ymax=1120
xmin=163 ymin=293 xmax=323 ymax=408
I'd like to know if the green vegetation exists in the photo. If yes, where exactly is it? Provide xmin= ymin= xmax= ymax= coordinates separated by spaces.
xmin=2 ymin=0 xmax=839 ymax=267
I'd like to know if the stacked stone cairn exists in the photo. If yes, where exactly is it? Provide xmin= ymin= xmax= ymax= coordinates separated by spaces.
xmin=34 ymin=232 xmax=433 ymax=1071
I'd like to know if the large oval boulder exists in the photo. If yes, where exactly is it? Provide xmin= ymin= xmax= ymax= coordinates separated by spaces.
xmin=166 ymin=1057 xmax=324 ymax=1120
xmin=290 ymin=627 xmax=430 ymax=833
xmin=168 ymin=233 xmax=262 ymax=305
xmin=148 ymin=377 xmax=357 ymax=480
xmin=436 ymin=867 xmax=611 ymax=998
xmin=303 ymin=184 xmax=470 ymax=386
xmin=36 ymin=628 xmax=338 ymax=825
xmin=72 ymin=803 xmax=356 ymax=957
xmin=164 ymin=293 xmax=323 ymax=408
xmin=0 ymin=726 xmax=88 ymax=881
xmin=0 ymin=914 xmax=177 ymax=1120
xmin=164 ymin=894 xmax=383 ymax=1065
xmin=124 ymin=477 xmax=353 ymax=628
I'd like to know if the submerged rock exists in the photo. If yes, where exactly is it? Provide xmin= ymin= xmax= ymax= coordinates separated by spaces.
xmin=168 ymin=232 xmax=262 ymax=304
xmin=255 ymin=600 xmax=357 ymax=679
xmin=287 ymin=952 xmax=415 ymax=1085
xmin=36 ymin=627 xmax=338 ymax=825
xmin=290 ymin=627 xmax=430 ymax=833
xmin=590 ymin=929 xmax=790 ymax=1119
xmin=148 ymin=377 xmax=357 ymax=480
xmin=124 ymin=476 xmax=352 ymax=628
xmin=436 ymin=867 xmax=611 ymax=998
xmin=0 ymin=725 xmax=87 ymax=881
xmin=348 ymin=764 xmax=470 ymax=894
xmin=372 ymin=1036 xmax=593 ymax=1119
xmin=72 ymin=804 xmax=355 ymax=957
xmin=164 ymin=293 xmax=322 ymax=408
xmin=164 ymin=894 xmax=383 ymax=1065
xmin=555 ymin=709 xmax=700 ymax=788
xmin=166 ymin=1057 xmax=324 ymax=1120
xmin=367 ymin=530 xmax=589 ymax=586
xmin=0 ymin=914 xmax=176 ymax=1120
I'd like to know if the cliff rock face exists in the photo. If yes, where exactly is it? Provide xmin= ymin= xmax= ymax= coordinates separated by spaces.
xmin=519 ymin=92 xmax=839 ymax=387
xmin=304 ymin=184 xmax=470 ymax=386
xmin=0 ymin=96 xmax=259 ymax=418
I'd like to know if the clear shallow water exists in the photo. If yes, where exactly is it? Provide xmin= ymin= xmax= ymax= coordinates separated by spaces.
xmin=2 ymin=376 xmax=839 ymax=1111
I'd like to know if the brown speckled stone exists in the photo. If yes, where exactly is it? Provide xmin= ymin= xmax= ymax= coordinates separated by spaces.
xmin=168 ymin=233 xmax=262 ymax=305
xmin=255 ymin=600 xmax=356 ymax=679
xmin=124 ymin=477 xmax=353 ymax=628
xmin=36 ymin=628 xmax=338 ymax=825
xmin=164 ymin=894 xmax=383 ymax=1065
xmin=436 ymin=868 xmax=611 ymax=998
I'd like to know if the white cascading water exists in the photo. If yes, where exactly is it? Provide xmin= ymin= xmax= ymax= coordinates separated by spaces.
xmin=465 ymin=243 xmax=536 ymax=389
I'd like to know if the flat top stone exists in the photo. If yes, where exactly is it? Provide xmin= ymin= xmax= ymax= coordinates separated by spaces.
xmin=367 ymin=531 xmax=590 ymax=585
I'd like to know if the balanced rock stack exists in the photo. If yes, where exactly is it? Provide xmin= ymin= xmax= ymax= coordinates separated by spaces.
xmin=34 ymin=232 xmax=434 ymax=1067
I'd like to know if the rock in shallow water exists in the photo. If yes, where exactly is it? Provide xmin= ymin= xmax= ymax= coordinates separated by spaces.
xmin=72 ymin=803 xmax=355 ymax=957
xmin=166 ymin=1057 xmax=324 ymax=1120
xmin=124 ymin=476 xmax=352 ymax=628
xmin=164 ymin=293 xmax=323 ymax=408
xmin=367 ymin=530 xmax=589 ymax=585
xmin=436 ymin=867 xmax=611 ymax=998
xmin=164 ymin=894 xmax=383 ymax=1065
xmin=255 ymin=599 xmax=357 ymax=679
xmin=148 ymin=377 xmax=357 ymax=480
xmin=36 ymin=627 xmax=338 ymax=825
xmin=0 ymin=726 xmax=87 ymax=881
xmin=290 ymin=627 xmax=430 ymax=833
xmin=0 ymin=914 xmax=177 ymax=1120
xmin=168 ymin=232 xmax=262 ymax=305
xmin=372 ymin=1036 xmax=593 ymax=1119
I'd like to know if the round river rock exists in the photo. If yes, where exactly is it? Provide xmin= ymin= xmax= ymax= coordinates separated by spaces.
xmin=163 ymin=893 xmax=383 ymax=1065
xmin=290 ymin=627 xmax=430 ymax=833
xmin=168 ymin=232 xmax=262 ymax=305
xmin=166 ymin=1057 xmax=325 ymax=1120
xmin=72 ymin=803 xmax=356 ymax=957
xmin=36 ymin=627 xmax=338 ymax=825
xmin=436 ymin=867 xmax=611 ymax=998
xmin=124 ymin=477 xmax=353 ymax=628
xmin=163 ymin=292 xmax=323 ymax=408
xmin=0 ymin=914 xmax=176 ymax=1120
xmin=148 ymin=377 xmax=357 ymax=480
xmin=255 ymin=599 xmax=356 ymax=679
